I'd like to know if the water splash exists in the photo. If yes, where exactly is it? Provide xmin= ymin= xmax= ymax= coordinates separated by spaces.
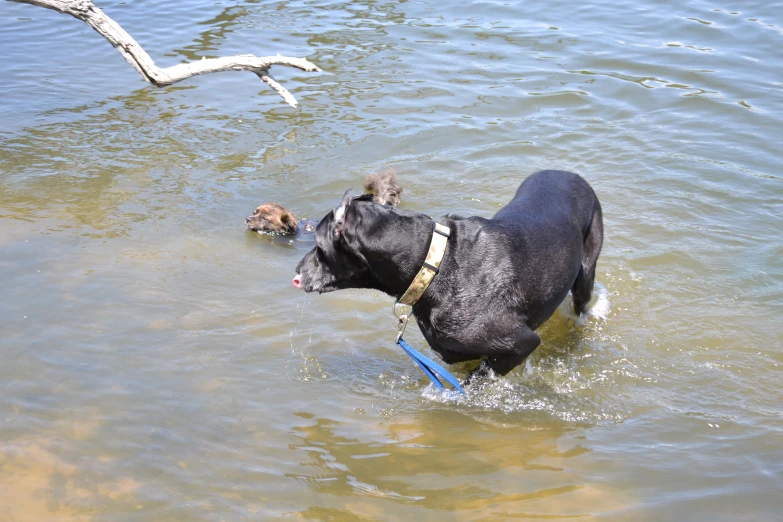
xmin=415 ymin=284 xmax=623 ymax=423
xmin=558 ymin=282 xmax=611 ymax=325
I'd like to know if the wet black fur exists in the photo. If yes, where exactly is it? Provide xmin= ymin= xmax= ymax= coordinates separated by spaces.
xmin=295 ymin=170 xmax=604 ymax=376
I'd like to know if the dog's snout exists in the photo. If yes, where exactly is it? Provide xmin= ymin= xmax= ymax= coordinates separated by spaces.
xmin=245 ymin=217 xmax=252 ymax=224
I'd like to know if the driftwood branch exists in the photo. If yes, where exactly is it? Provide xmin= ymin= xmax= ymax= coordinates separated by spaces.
xmin=10 ymin=0 xmax=321 ymax=107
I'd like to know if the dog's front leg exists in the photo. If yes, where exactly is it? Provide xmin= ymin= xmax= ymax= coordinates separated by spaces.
xmin=486 ymin=327 xmax=541 ymax=376
xmin=464 ymin=327 xmax=541 ymax=384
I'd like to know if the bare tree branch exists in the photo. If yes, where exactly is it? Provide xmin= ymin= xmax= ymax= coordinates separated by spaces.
xmin=10 ymin=0 xmax=321 ymax=107
xmin=258 ymin=73 xmax=299 ymax=108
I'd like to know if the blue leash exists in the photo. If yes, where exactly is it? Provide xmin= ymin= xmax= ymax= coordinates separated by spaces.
xmin=397 ymin=337 xmax=465 ymax=394
xmin=393 ymin=302 xmax=464 ymax=394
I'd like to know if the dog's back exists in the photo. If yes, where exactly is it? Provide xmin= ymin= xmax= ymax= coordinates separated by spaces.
xmin=494 ymin=170 xmax=598 ymax=229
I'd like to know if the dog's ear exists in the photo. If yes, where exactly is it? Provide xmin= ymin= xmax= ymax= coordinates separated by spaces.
xmin=280 ymin=210 xmax=298 ymax=234
xmin=363 ymin=176 xmax=378 ymax=194
xmin=332 ymin=188 xmax=353 ymax=239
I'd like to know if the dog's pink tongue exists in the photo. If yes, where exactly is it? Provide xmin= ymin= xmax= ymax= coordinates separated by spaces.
xmin=292 ymin=274 xmax=302 ymax=289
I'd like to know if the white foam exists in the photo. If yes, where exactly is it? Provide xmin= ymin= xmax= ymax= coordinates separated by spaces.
xmin=421 ymin=385 xmax=464 ymax=403
xmin=558 ymin=282 xmax=611 ymax=326
xmin=584 ymin=282 xmax=611 ymax=324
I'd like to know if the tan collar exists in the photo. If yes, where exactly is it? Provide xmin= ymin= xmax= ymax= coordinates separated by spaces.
xmin=397 ymin=222 xmax=450 ymax=307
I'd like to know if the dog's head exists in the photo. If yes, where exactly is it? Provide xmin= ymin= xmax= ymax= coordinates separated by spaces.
xmin=293 ymin=190 xmax=376 ymax=293
xmin=364 ymin=169 xmax=403 ymax=207
xmin=245 ymin=203 xmax=299 ymax=235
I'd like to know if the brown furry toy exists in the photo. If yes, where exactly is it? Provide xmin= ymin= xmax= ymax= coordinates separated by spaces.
xmin=364 ymin=169 xmax=403 ymax=206
xmin=245 ymin=203 xmax=301 ymax=235
xmin=246 ymin=171 xmax=404 ymax=239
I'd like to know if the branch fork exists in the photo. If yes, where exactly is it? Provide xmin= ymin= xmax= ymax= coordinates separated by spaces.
xmin=10 ymin=0 xmax=321 ymax=107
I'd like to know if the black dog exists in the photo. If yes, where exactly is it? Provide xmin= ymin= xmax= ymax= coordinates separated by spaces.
xmin=293 ymin=170 xmax=603 ymax=376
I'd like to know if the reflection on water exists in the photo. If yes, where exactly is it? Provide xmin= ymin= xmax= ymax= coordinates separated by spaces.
xmin=285 ymin=410 xmax=632 ymax=519
xmin=2 ymin=0 xmax=782 ymax=519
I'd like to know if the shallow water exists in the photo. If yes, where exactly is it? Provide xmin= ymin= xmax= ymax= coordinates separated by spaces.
xmin=1 ymin=0 xmax=781 ymax=519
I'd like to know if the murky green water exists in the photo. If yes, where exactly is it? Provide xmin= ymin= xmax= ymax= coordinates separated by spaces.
xmin=1 ymin=0 xmax=782 ymax=519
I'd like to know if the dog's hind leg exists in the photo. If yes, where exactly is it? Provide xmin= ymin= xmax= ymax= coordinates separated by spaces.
xmin=486 ymin=327 xmax=541 ymax=376
xmin=572 ymin=202 xmax=604 ymax=316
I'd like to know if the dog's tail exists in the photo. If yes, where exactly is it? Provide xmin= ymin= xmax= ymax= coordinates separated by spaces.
xmin=364 ymin=168 xmax=403 ymax=207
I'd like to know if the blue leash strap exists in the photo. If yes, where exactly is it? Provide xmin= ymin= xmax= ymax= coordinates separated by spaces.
xmin=398 ymin=339 xmax=443 ymax=388
xmin=398 ymin=338 xmax=465 ymax=394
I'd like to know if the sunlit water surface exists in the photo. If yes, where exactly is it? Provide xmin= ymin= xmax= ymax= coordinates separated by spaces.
xmin=1 ymin=0 xmax=781 ymax=520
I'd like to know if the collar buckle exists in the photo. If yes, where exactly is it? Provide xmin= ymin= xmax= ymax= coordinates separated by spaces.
xmin=396 ymin=313 xmax=409 ymax=344
xmin=393 ymin=300 xmax=411 ymax=343
xmin=392 ymin=300 xmax=412 ymax=319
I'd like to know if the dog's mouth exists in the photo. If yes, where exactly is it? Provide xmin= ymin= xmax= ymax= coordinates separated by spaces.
xmin=292 ymin=272 xmax=337 ymax=293
xmin=291 ymin=273 xmax=320 ymax=292
xmin=247 ymin=221 xmax=294 ymax=236
xmin=245 ymin=219 xmax=265 ymax=232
